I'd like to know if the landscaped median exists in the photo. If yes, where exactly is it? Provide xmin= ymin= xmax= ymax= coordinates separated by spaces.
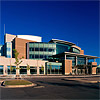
xmin=3 ymin=79 xmax=37 ymax=88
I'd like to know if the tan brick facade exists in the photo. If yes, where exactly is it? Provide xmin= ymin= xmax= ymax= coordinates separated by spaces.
xmin=92 ymin=62 xmax=97 ymax=65
xmin=80 ymin=50 xmax=84 ymax=55
xmin=92 ymin=67 xmax=96 ymax=74
xmin=14 ymin=37 xmax=35 ymax=59
xmin=65 ymin=60 xmax=72 ymax=75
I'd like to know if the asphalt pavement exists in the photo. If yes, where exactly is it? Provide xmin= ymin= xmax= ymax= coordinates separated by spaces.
xmin=0 ymin=77 xmax=99 ymax=99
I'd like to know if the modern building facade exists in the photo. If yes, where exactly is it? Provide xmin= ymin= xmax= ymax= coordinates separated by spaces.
xmin=0 ymin=33 xmax=99 ymax=76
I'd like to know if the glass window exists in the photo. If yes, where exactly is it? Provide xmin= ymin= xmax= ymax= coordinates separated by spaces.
xmin=7 ymin=66 xmax=16 ymax=74
xmin=39 ymin=43 xmax=44 ymax=47
xmin=35 ymin=48 xmax=39 ymax=51
xmin=48 ymin=48 xmax=54 ymax=52
xmin=77 ymin=57 xmax=86 ymax=65
xmin=39 ymin=67 xmax=44 ymax=74
xmin=44 ymin=43 xmax=49 ymax=47
xmin=29 ymin=43 xmax=34 ymax=47
xmin=35 ymin=55 xmax=39 ymax=59
xmin=0 ymin=65 xmax=3 ymax=74
xmin=20 ymin=66 xmax=27 ymax=74
xmin=40 ymin=55 xmax=43 ymax=58
xmin=29 ymin=54 xmax=32 ymax=59
xmin=56 ymin=43 xmax=71 ymax=54
xmin=72 ymin=47 xmax=80 ymax=54
xmin=29 ymin=54 xmax=34 ymax=59
xmin=44 ymin=48 xmax=48 ymax=51
xmin=29 ymin=48 xmax=34 ymax=51
xmin=34 ymin=43 xmax=38 ymax=47
xmin=40 ymin=48 xmax=43 ymax=51
xmin=6 ymin=42 xmax=12 ymax=58
xmin=30 ymin=67 xmax=37 ymax=74
xmin=29 ymin=48 xmax=31 ymax=51
xmin=44 ymin=55 xmax=48 ymax=59
xmin=46 ymin=62 xmax=62 ymax=74
xmin=28 ymin=43 xmax=56 ymax=60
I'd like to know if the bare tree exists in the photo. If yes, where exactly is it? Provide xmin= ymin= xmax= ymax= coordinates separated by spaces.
xmin=13 ymin=49 xmax=24 ymax=79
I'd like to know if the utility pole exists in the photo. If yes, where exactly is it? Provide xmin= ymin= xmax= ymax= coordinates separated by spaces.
xmin=4 ymin=24 xmax=6 ymax=44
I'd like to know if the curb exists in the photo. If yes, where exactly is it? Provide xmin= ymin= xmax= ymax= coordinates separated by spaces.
xmin=1 ymin=80 xmax=37 ymax=88
xmin=63 ymin=79 xmax=100 ymax=83
xmin=78 ymin=80 xmax=100 ymax=83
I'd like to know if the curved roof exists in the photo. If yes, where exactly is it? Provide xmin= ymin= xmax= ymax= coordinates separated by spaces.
xmin=71 ymin=45 xmax=81 ymax=50
xmin=49 ymin=39 xmax=75 ymax=45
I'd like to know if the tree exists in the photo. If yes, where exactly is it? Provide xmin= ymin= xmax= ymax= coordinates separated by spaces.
xmin=27 ymin=64 xmax=30 ymax=71
xmin=13 ymin=49 xmax=24 ymax=79
xmin=40 ymin=65 xmax=44 ymax=74
xmin=41 ymin=65 xmax=44 ymax=72
xmin=26 ymin=64 xmax=30 ymax=75
xmin=10 ymin=65 xmax=14 ymax=74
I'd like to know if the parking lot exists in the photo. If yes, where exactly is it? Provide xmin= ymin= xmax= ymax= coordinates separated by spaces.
xmin=0 ymin=76 xmax=99 ymax=99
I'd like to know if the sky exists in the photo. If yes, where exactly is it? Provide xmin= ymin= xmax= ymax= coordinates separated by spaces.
xmin=0 ymin=1 xmax=99 ymax=64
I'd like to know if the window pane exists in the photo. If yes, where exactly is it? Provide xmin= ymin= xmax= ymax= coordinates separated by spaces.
xmin=30 ymin=68 xmax=37 ymax=74
xmin=0 ymin=65 xmax=3 ymax=74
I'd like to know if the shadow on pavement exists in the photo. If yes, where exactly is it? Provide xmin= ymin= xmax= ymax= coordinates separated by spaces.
xmin=36 ymin=79 xmax=99 ymax=89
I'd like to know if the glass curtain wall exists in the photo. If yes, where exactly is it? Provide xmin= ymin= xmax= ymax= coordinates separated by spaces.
xmin=56 ymin=43 xmax=71 ymax=54
xmin=0 ymin=65 xmax=3 ymax=74
xmin=77 ymin=57 xmax=86 ymax=65
xmin=6 ymin=42 xmax=12 ymax=58
xmin=28 ymin=42 xmax=56 ymax=59
xmin=0 ymin=45 xmax=3 ymax=56
xmin=46 ymin=62 xmax=62 ymax=74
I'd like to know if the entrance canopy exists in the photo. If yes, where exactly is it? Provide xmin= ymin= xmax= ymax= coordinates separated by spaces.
xmin=52 ymin=52 xmax=99 ymax=59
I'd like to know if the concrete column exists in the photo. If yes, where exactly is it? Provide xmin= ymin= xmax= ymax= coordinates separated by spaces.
xmin=65 ymin=54 xmax=66 ymax=60
xmin=86 ymin=67 xmax=88 ymax=74
xmin=37 ymin=60 xmax=39 ymax=75
xmin=37 ymin=67 xmax=39 ymax=75
xmin=76 ymin=68 xmax=78 ymax=75
xmin=44 ymin=66 xmax=45 ymax=75
xmin=94 ymin=59 xmax=95 ymax=62
xmin=16 ymin=66 xmax=19 ymax=75
xmin=75 ymin=56 xmax=77 ymax=65
xmin=86 ymin=57 xmax=88 ymax=65
xmin=91 ymin=63 xmax=92 ymax=75
xmin=11 ymin=42 xmax=12 ymax=58
xmin=75 ymin=56 xmax=78 ymax=75
xmin=86 ymin=57 xmax=88 ymax=74
xmin=27 ymin=69 xmax=30 ymax=75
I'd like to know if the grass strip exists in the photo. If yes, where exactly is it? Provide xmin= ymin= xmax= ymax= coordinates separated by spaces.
xmin=5 ymin=80 xmax=32 ymax=85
